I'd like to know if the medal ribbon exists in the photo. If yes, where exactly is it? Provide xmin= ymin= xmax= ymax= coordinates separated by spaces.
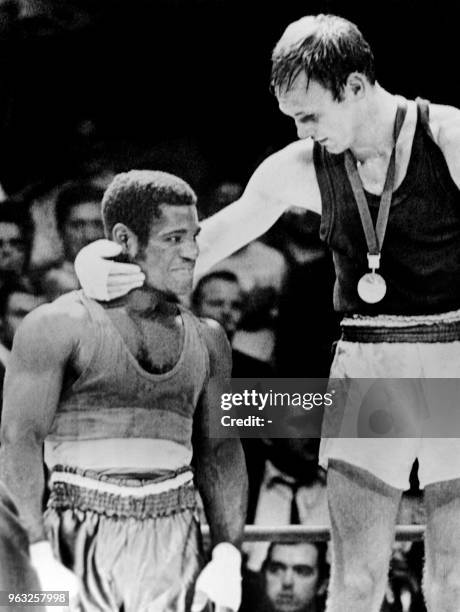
xmin=344 ymin=102 xmax=407 ymax=269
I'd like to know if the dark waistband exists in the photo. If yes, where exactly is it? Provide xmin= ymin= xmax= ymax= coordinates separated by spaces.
xmin=48 ymin=479 xmax=197 ymax=519
xmin=341 ymin=320 xmax=460 ymax=343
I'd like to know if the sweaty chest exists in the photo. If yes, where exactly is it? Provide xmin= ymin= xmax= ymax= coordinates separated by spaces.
xmin=109 ymin=311 xmax=184 ymax=375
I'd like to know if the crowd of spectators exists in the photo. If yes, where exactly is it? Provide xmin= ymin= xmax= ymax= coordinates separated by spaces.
xmin=0 ymin=169 xmax=426 ymax=611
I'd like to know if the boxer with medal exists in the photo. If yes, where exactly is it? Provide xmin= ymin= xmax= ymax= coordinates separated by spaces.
xmin=344 ymin=103 xmax=407 ymax=304
xmin=73 ymin=14 xmax=460 ymax=612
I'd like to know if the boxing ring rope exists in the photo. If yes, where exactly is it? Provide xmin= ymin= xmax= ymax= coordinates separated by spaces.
xmin=201 ymin=525 xmax=425 ymax=542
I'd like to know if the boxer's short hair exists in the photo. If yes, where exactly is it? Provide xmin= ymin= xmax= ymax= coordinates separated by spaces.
xmin=102 ymin=170 xmax=197 ymax=247
xmin=271 ymin=14 xmax=375 ymax=100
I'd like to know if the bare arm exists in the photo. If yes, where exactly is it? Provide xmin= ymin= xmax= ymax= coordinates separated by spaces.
xmin=0 ymin=306 xmax=76 ymax=543
xmin=73 ymin=142 xmax=319 ymax=300
xmin=195 ymin=140 xmax=321 ymax=278
xmin=193 ymin=321 xmax=248 ymax=548
xmin=430 ymin=103 xmax=460 ymax=189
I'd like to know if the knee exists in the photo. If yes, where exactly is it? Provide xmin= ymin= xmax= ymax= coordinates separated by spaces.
xmin=425 ymin=564 xmax=460 ymax=601
xmin=341 ymin=567 xmax=379 ymax=602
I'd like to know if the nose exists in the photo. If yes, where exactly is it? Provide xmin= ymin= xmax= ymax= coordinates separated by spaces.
xmin=221 ymin=302 xmax=234 ymax=316
xmin=295 ymin=121 xmax=315 ymax=140
xmin=0 ymin=245 xmax=14 ymax=261
xmin=180 ymin=238 xmax=199 ymax=261
xmin=281 ymin=568 xmax=295 ymax=587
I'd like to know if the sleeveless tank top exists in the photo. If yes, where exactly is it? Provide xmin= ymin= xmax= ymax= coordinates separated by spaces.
xmin=46 ymin=292 xmax=209 ymax=452
xmin=314 ymin=98 xmax=460 ymax=315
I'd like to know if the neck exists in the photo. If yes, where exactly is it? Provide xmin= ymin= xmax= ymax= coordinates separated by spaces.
xmin=120 ymin=287 xmax=177 ymax=319
xmin=349 ymin=84 xmax=400 ymax=163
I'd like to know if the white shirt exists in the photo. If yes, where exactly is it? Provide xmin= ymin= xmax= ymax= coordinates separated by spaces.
xmin=245 ymin=460 xmax=330 ymax=571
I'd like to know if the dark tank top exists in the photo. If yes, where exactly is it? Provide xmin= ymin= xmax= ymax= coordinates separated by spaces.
xmin=314 ymin=98 xmax=460 ymax=315
xmin=47 ymin=291 xmax=209 ymax=449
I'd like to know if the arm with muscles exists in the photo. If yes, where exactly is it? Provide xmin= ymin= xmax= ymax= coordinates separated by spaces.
xmin=193 ymin=162 xmax=290 ymax=279
xmin=0 ymin=307 xmax=81 ymax=598
xmin=192 ymin=321 xmax=248 ymax=611
xmin=195 ymin=141 xmax=321 ymax=277
xmin=431 ymin=103 xmax=460 ymax=189
xmin=74 ymin=141 xmax=320 ymax=298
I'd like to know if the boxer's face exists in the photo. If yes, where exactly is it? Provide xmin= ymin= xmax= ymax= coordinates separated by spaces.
xmin=138 ymin=204 xmax=200 ymax=298
xmin=277 ymin=73 xmax=358 ymax=154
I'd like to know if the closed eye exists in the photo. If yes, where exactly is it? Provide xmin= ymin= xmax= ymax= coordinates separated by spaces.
xmin=298 ymin=114 xmax=317 ymax=123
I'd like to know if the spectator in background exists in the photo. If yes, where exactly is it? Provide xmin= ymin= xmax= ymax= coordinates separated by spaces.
xmin=0 ymin=280 xmax=47 ymax=405
xmin=242 ymin=541 xmax=328 ymax=612
xmin=192 ymin=270 xmax=274 ymax=521
xmin=40 ymin=182 xmax=104 ymax=299
xmin=202 ymin=180 xmax=288 ymax=298
xmin=0 ymin=200 xmax=34 ymax=291
xmin=273 ymin=208 xmax=340 ymax=378
xmin=192 ymin=270 xmax=273 ymax=378
xmin=205 ymin=180 xmax=246 ymax=218
xmin=245 ymin=437 xmax=329 ymax=573
xmin=200 ymin=180 xmax=288 ymax=365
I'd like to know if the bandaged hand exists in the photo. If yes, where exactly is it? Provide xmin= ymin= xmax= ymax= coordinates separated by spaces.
xmin=191 ymin=543 xmax=242 ymax=612
xmin=30 ymin=541 xmax=81 ymax=610
xmin=74 ymin=239 xmax=145 ymax=301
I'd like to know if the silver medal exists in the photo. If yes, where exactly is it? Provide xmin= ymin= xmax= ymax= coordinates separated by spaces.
xmin=357 ymin=272 xmax=387 ymax=303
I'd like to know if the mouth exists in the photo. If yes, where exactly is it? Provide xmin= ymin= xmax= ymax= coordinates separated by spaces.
xmin=275 ymin=595 xmax=296 ymax=606
xmin=171 ymin=266 xmax=194 ymax=274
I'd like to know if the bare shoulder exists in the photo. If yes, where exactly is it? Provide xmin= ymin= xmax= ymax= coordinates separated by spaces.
xmin=196 ymin=317 xmax=232 ymax=374
xmin=428 ymin=103 xmax=460 ymax=145
xmin=428 ymin=103 xmax=460 ymax=187
xmin=197 ymin=317 xmax=231 ymax=356
xmin=246 ymin=139 xmax=321 ymax=213
xmin=13 ymin=292 xmax=90 ymax=359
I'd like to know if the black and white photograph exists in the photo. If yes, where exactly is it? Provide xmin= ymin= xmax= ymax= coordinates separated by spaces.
xmin=0 ymin=1 xmax=459 ymax=610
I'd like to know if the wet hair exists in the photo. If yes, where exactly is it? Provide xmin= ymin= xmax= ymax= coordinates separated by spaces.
xmin=55 ymin=182 xmax=104 ymax=235
xmin=101 ymin=170 xmax=197 ymax=249
xmin=191 ymin=270 xmax=241 ymax=311
xmin=271 ymin=14 xmax=375 ymax=100
xmin=262 ymin=541 xmax=329 ymax=582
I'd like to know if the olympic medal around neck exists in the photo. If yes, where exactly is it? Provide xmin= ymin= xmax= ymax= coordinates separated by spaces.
xmin=344 ymin=102 xmax=407 ymax=304
xmin=357 ymin=255 xmax=386 ymax=304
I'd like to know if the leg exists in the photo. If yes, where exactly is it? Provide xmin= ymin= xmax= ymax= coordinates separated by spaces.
xmin=45 ymin=506 xmax=119 ymax=611
xmin=0 ymin=484 xmax=44 ymax=609
xmin=325 ymin=459 xmax=402 ymax=612
xmin=423 ymin=478 xmax=460 ymax=611
xmin=119 ymin=509 xmax=204 ymax=612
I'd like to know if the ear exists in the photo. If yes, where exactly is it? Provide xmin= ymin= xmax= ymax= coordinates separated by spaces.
xmin=112 ymin=223 xmax=139 ymax=258
xmin=344 ymin=72 xmax=367 ymax=100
